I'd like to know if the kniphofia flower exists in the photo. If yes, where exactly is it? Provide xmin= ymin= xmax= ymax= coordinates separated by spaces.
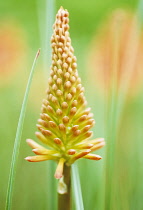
xmin=25 ymin=7 xmax=105 ymax=179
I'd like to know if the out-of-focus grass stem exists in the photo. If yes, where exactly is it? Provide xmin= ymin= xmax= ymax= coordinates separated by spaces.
xmin=137 ymin=0 xmax=143 ymax=24
xmin=103 ymin=23 xmax=120 ymax=210
xmin=117 ymin=16 xmax=140 ymax=123
xmin=72 ymin=164 xmax=84 ymax=210
xmin=116 ymin=0 xmax=143 ymax=124
xmin=103 ymin=7 xmax=141 ymax=209
xmin=36 ymin=1 xmax=56 ymax=209
xmin=36 ymin=0 xmax=55 ymax=78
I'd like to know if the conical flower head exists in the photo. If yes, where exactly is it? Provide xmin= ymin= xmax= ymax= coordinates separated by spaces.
xmin=25 ymin=7 xmax=105 ymax=179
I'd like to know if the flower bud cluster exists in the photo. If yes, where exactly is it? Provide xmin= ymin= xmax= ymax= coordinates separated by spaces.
xmin=25 ymin=7 xmax=105 ymax=179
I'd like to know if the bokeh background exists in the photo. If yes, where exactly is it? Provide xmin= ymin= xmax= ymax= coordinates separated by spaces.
xmin=1 ymin=0 xmax=143 ymax=209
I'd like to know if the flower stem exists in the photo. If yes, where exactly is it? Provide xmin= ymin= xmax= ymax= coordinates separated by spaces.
xmin=58 ymin=164 xmax=71 ymax=210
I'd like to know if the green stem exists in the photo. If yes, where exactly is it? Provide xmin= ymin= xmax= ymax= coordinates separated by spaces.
xmin=58 ymin=165 xmax=71 ymax=210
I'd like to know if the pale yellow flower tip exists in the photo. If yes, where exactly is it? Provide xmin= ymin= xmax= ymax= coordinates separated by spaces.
xmin=84 ymin=154 xmax=102 ymax=160
xmin=90 ymin=141 xmax=106 ymax=152
xmin=25 ymin=155 xmax=49 ymax=162
xmin=26 ymin=139 xmax=44 ymax=149
xmin=54 ymin=158 xmax=65 ymax=179
xmin=32 ymin=148 xmax=50 ymax=155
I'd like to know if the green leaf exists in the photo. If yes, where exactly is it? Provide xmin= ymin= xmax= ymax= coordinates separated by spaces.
xmin=5 ymin=49 xmax=40 ymax=210
xmin=72 ymin=164 xmax=84 ymax=210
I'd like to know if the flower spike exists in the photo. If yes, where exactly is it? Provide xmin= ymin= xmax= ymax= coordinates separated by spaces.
xmin=25 ymin=7 xmax=105 ymax=179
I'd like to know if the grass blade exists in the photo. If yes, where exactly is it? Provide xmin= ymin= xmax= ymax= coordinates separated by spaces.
xmin=72 ymin=164 xmax=84 ymax=210
xmin=5 ymin=49 xmax=40 ymax=210
xmin=36 ymin=0 xmax=55 ymax=78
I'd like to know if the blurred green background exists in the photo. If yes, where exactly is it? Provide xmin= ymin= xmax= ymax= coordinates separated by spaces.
xmin=1 ymin=0 xmax=143 ymax=209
